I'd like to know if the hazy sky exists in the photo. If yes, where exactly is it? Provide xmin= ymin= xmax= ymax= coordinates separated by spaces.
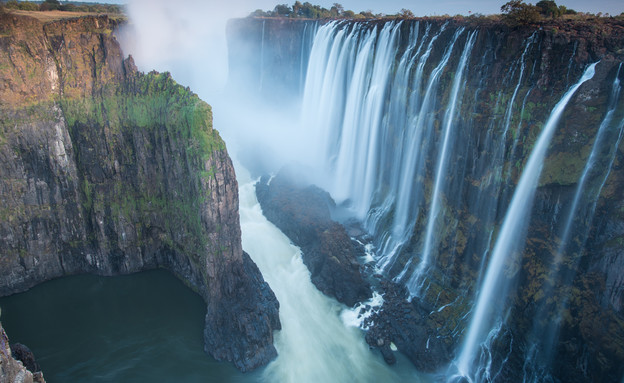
xmin=103 ymin=0 xmax=623 ymax=17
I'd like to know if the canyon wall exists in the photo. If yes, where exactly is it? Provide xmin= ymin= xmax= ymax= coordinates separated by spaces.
xmin=228 ymin=16 xmax=624 ymax=382
xmin=0 ymin=12 xmax=279 ymax=373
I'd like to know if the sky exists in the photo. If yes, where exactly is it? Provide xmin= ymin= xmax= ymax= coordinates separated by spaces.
xmin=100 ymin=0 xmax=623 ymax=17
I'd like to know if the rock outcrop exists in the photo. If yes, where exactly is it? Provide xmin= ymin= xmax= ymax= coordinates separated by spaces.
xmin=0 ymin=12 xmax=280 ymax=372
xmin=256 ymin=168 xmax=371 ymax=307
xmin=0 ymin=323 xmax=45 ymax=383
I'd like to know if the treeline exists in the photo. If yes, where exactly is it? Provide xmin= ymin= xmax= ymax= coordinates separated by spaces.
xmin=251 ymin=2 xmax=416 ymax=19
xmin=501 ymin=0 xmax=577 ymax=24
xmin=252 ymin=0 xmax=622 ymax=22
xmin=0 ymin=0 xmax=123 ymax=13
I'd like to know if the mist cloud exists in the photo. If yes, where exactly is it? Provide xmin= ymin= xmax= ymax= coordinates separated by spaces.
xmin=119 ymin=0 xmax=311 ymax=176
xmin=120 ymin=0 xmax=276 ymax=102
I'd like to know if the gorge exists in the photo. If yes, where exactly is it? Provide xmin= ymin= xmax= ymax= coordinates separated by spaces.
xmin=226 ymin=15 xmax=624 ymax=383
xmin=0 ymin=5 xmax=624 ymax=383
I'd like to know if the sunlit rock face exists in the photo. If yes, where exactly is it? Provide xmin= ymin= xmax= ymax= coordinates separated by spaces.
xmin=228 ymin=17 xmax=624 ymax=382
xmin=0 ymin=12 xmax=280 ymax=372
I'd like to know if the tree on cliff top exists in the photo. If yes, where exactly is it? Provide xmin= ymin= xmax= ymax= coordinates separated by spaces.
xmin=536 ymin=0 xmax=562 ymax=18
xmin=501 ymin=0 xmax=541 ymax=24
xmin=274 ymin=4 xmax=291 ymax=17
xmin=400 ymin=8 xmax=415 ymax=18
xmin=39 ymin=0 xmax=60 ymax=11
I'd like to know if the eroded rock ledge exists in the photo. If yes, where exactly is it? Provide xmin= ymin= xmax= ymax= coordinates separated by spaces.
xmin=256 ymin=168 xmax=371 ymax=307
xmin=0 ymin=12 xmax=279 ymax=372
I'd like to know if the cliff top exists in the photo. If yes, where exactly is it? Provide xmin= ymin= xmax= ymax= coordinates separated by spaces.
xmin=0 ymin=10 xmax=122 ymax=36
xmin=5 ymin=9 xmax=125 ymax=22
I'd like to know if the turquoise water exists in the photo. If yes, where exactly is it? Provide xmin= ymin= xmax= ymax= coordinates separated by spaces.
xmin=0 ymin=270 xmax=260 ymax=382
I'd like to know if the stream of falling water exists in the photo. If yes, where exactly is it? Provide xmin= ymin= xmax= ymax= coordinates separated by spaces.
xmin=453 ymin=62 xmax=597 ymax=381
xmin=235 ymin=163 xmax=425 ymax=383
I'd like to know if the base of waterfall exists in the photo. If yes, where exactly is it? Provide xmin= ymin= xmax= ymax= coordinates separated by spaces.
xmin=236 ymin=163 xmax=425 ymax=383
xmin=255 ymin=167 xmax=372 ymax=307
xmin=252 ymin=165 xmax=462 ymax=372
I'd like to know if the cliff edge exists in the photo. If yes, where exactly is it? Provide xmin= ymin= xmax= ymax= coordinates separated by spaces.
xmin=0 ymin=12 xmax=280 ymax=372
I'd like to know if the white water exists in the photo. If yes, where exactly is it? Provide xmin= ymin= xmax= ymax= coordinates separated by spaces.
xmin=376 ymin=22 xmax=437 ymax=271
xmin=556 ymin=63 xmax=622 ymax=259
xmin=333 ymin=22 xmax=401 ymax=218
xmin=406 ymin=30 xmax=477 ymax=297
xmin=386 ymin=23 xmax=449 ymax=263
xmin=522 ymin=63 xmax=624 ymax=381
xmin=236 ymin=164 xmax=423 ymax=383
xmin=301 ymin=21 xmax=404 ymax=218
xmin=455 ymin=62 xmax=597 ymax=379
xmin=259 ymin=20 xmax=265 ymax=92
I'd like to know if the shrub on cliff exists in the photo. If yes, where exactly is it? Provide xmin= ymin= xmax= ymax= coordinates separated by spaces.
xmin=39 ymin=0 xmax=60 ymax=11
xmin=4 ymin=0 xmax=38 ymax=11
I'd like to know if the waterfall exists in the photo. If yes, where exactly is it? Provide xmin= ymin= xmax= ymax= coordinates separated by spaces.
xmin=376 ymin=22 xmax=440 ymax=271
xmin=332 ymin=22 xmax=402 ymax=218
xmin=385 ymin=23 xmax=452 ymax=259
xmin=301 ymin=21 xmax=356 ymax=173
xmin=302 ymin=20 xmax=406 ymax=218
xmin=472 ymin=35 xmax=538 ymax=289
xmin=406 ymin=30 xmax=477 ymax=297
xmin=503 ymin=32 xmax=536 ymax=141
xmin=227 ymin=17 xmax=624 ymax=381
xmin=523 ymin=63 xmax=624 ymax=382
xmin=259 ymin=20 xmax=265 ymax=91
xmin=235 ymin=164 xmax=423 ymax=383
xmin=298 ymin=23 xmax=318 ymax=93
xmin=454 ymin=62 xmax=597 ymax=380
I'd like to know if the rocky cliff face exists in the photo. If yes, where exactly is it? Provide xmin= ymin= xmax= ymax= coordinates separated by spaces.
xmin=0 ymin=12 xmax=280 ymax=372
xmin=228 ymin=16 xmax=624 ymax=382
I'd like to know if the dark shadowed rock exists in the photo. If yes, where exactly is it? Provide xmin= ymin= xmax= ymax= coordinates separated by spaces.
xmin=10 ymin=343 xmax=41 ymax=373
xmin=256 ymin=168 xmax=371 ymax=307
xmin=204 ymin=251 xmax=281 ymax=371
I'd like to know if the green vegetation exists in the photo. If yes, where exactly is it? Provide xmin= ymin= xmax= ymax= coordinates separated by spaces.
xmin=1 ymin=0 xmax=123 ymax=14
xmin=61 ymin=71 xmax=224 ymax=158
xmin=501 ymin=0 xmax=579 ymax=24
xmin=501 ymin=0 xmax=542 ymax=24
xmin=59 ymin=68 xmax=225 ymax=259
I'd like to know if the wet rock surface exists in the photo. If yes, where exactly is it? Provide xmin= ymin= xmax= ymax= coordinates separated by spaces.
xmin=256 ymin=168 xmax=371 ymax=307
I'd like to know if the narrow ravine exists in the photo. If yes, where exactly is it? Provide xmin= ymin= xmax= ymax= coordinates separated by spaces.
xmin=235 ymin=164 xmax=424 ymax=383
